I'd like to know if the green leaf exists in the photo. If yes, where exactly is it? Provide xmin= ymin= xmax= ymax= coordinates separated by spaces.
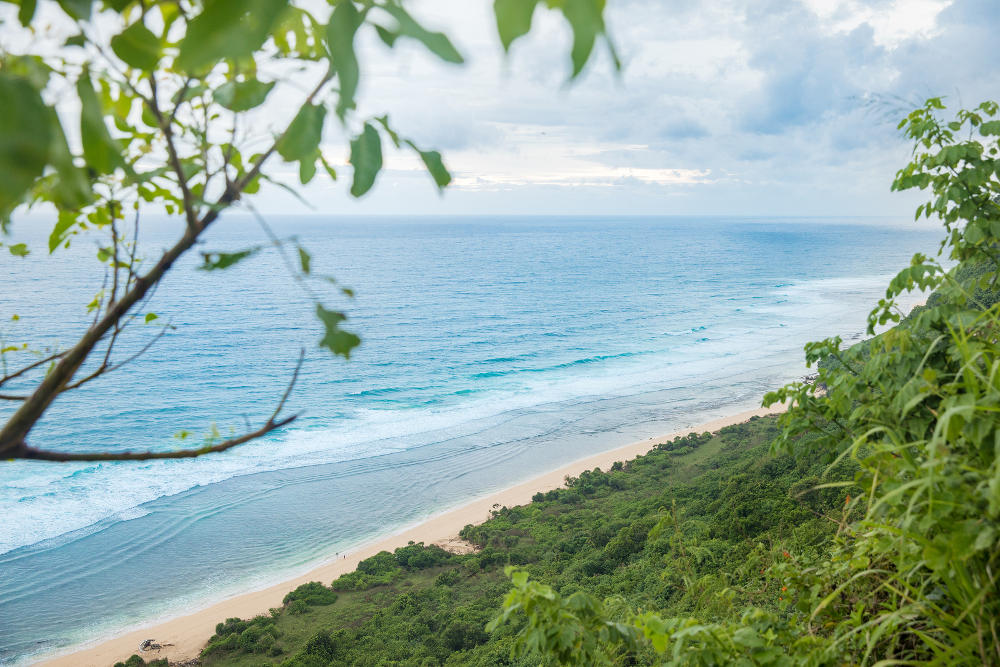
xmin=140 ymin=104 xmax=159 ymax=129
xmin=320 ymin=154 xmax=338 ymax=181
xmin=111 ymin=21 xmax=161 ymax=70
xmin=561 ymin=0 xmax=603 ymax=77
xmin=326 ymin=0 xmax=361 ymax=119
xmin=176 ymin=0 xmax=290 ymax=72
xmin=49 ymin=210 xmax=78 ymax=252
xmin=414 ymin=147 xmax=450 ymax=190
xmin=349 ymin=122 xmax=382 ymax=197
xmin=299 ymin=152 xmax=318 ymax=184
xmin=144 ymin=313 xmax=159 ymax=324
xmin=8 ymin=243 xmax=29 ymax=257
xmin=45 ymin=107 xmax=91 ymax=210
xmin=316 ymin=304 xmax=360 ymax=358
xmin=0 ymin=74 xmax=51 ymax=217
xmin=198 ymin=247 xmax=261 ymax=270
xmin=64 ymin=33 xmax=86 ymax=48
xmin=213 ymin=78 xmax=276 ymax=112
xmin=494 ymin=0 xmax=537 ymax=51
xmin=383 ymin=5 xmax=464 ymax=64
xmin=77 ymin=70 xmax=123 ymax=175
xmin=374 ymin=115 xmax=401 ymax=147
xmin=55 ymin=0 xmax=91 ymax=20
xmin=298 ymin=246 xmax=311 ymax=274
xmin=18 ymin=0 xmax=37 ymax=26
xmin=173 ymin=83 xmax=208 ymax=105
xmin=979 ymin=120 xmax=1000 ymax=136
xmin=278 ymin=104 xmax=327 ymax=162
xmin=374 ymin=24 xmax=399 ymax=47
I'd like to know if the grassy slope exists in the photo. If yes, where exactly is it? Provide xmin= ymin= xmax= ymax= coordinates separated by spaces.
xmin=174 ymin=415 xmax=840 ymax=667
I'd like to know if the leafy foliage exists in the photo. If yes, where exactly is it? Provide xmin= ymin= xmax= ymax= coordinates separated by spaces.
xmin=0 ymin=0 xmax=618 ymax=460
xmin=492 ymin=99 xmax=1000 ymax=666
xmin=203 ymin=614 xmax=285 ymax=658
xmin=199 ymin=417 xmax=845 ymax=666
xmin=283 ymin=582 xmax=339 ymax=608
xmin=112 ymin=656 xmax=168 ymax=667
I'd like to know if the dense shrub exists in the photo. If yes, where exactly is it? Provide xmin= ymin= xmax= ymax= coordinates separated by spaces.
xmin=393 ymin=542 xmax=453 ymax=569
xmin=282 ymin=581 xmax=338 ymax=607
xmin=286 ymin=599 xmax=308 ymax=615
xmin=202 ymin=614 xmax=282 ymax=657
xmin=112 ymin=657 xmax=168 ymax=667
xmin=303 ymin=630 xmax=343 ymax=661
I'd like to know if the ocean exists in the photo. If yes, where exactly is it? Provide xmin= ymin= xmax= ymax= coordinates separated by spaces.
xmin=0 ymin=215 xmax=940 ymax=664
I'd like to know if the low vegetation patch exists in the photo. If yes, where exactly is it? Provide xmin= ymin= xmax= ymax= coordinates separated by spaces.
xmin=199 ymin=416 xmax=843 ymax=666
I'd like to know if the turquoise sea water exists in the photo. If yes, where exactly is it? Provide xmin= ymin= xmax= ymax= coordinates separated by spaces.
xmin=0 ymin=216 xmax=940 ymax=664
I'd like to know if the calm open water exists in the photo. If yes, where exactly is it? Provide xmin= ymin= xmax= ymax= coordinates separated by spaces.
xmin=0 ymin=215 xmax=939 ymax=664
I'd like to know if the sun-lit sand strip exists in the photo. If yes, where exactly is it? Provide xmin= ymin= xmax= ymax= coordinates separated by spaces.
xmin=36 ymin=402 xmax=786 ymax=667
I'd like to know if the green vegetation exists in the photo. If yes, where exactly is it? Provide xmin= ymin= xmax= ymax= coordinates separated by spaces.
xmin=0 ymin=0 xmax=615 ymax=461
xmin=190 ymin=98 xmax=1000 ymax=666
xmin=112 ymin=655 xmax=168 ymax=667
xmin=194 ymin=416 xmax=849 ymax=666
xmin=490 ymin=100 xmax=1000 ymax=665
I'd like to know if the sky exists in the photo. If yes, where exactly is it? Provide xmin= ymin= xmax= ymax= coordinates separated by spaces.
xmin=253 ymin=0 xmax=1000 ymax=218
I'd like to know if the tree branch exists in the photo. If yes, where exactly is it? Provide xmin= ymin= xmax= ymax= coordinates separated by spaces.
xmin=13 ymin=415 xmax=298 ymax=462
xmin=62 ymin=318 xmax=169 ymax=392
xmin=0 ymin=66 xmax=332 ymax=460
xmin=0 ymin=351 xmax=66 ymax=388
xmin=7 ymin=350 xmax=304 ymax=462
xmin=148 ymin=74 xmax=199 ymax=230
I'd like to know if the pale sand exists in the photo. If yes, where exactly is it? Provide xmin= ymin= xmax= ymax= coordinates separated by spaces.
xmin=36 ymin=402 xmax=786 ymax=667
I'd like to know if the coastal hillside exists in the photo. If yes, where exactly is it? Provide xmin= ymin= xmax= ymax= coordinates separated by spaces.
xmin=119 ymin=98 xmax=1000 ymax=663
xmin=121 ymin=415 xmax=842 ymax=666
xmin=4 ymin=2 xmax=999 ymax=665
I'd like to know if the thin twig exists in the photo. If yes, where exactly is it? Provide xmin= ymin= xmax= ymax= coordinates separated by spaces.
xmin=0 ymin=351 xmax=66 ymax=388
xmin=62 ymin=319 xmax=169 ymax=391
xmin=148 ymin=72 xmax=198 ymax=230
xmin=15 ymin=415 xmax=297 ymax=461
xmin=109 ymin=206 xmax=121 ymax=307
xmin=12 ymin=351 xmax=304 ymax=462
xmin=102 ymin=324 xmax=171 ymax=374
xmin=245 ymin=202 xmax=318 ymax=301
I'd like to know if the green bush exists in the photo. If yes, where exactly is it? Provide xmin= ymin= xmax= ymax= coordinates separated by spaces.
xmin=282 ymin=581 xmax=338 ymax=607
xmin=303 ymin=630 xmax=340 ymax=661
xmin=393 ymin=542 xmax=453 ymax=570
xmin=202 ymin=613 xmax=280 ymax=657
xmin=435 ymin=569 xmax=461 ymax=587
xmin=112 ymin=657 xmax=167 ymax=667
xmin=357 ymin=550 xmax=397 ymax=576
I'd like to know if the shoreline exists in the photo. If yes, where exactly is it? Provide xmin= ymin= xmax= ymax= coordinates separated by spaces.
xmin=35 ymin=402 xmax=786 ymax=667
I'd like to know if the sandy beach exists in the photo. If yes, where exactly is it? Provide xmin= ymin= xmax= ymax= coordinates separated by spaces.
xmin=36 ymin=402 xmax=786 ymax=667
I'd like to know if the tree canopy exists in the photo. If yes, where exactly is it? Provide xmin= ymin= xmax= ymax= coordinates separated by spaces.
xmin=0 ymin=0 xmax=616 ymax=461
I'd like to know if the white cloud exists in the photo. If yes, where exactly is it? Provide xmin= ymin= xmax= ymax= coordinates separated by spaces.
xmin=801 ymin=0 xmax=954 ymax=46
xmin=251 ymin=0 xmax=996 ymax=217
